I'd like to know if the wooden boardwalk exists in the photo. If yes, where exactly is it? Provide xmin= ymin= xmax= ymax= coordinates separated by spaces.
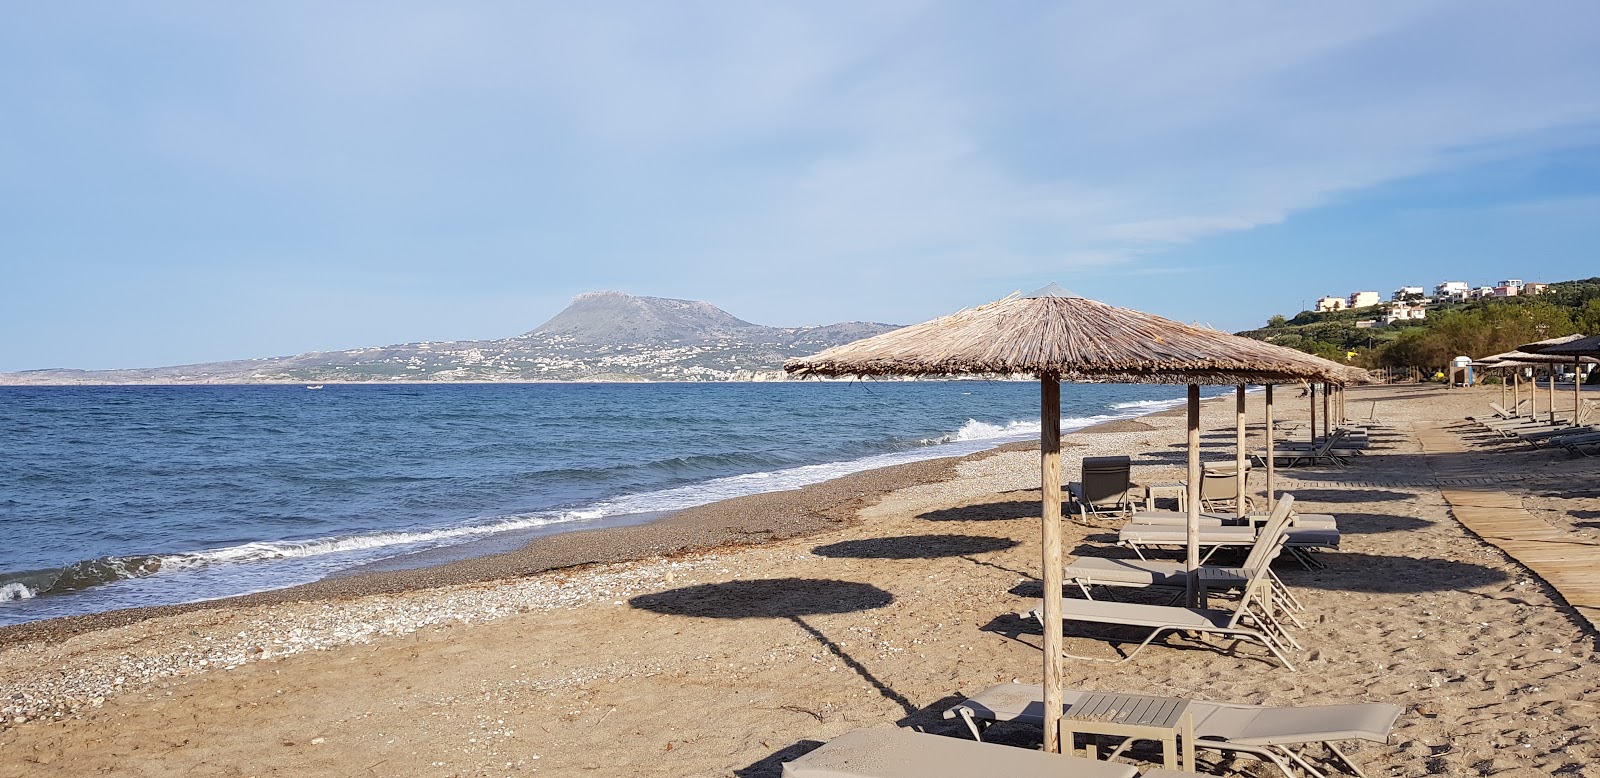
xmin=1416 ymin=423 xmax=1600 ymax=630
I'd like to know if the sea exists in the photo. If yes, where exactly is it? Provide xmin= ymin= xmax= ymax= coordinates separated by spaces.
xmin=0 ymin=381 xmax=1228 ymax=627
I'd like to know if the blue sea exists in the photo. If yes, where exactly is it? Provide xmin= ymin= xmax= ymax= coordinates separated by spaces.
xmin=0 ymin=382 xmax=1222 ymax=626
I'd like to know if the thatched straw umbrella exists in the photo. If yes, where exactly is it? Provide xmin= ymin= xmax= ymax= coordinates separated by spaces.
xmin=1483 ymin=342 xmax=1599 ymax=423
xmin=784 ymin=285 xmax=1338 ymax=752
xmin=1514 ymin=335 xmax=1600 ymax=424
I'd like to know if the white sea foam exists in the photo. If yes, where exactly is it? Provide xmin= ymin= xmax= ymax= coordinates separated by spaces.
xmin=159 ymin=513 xmax=579 ymax=569
xmin=1109 ymin=398 xmax=1185 ymax=411
xmin=0 ymin=582 xmax=37 ymax=602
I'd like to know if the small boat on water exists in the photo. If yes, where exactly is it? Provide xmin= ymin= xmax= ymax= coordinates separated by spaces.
xmin=305 ymin=385 xmax=324 ymax=390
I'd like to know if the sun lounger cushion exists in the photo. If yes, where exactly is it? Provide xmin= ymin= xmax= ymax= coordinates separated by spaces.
xmin=1190 ymin=702 xmax=1401 ymax=746
xmin=1119 ymin=524 xmax=1256 ymax=545
xmin=780 ymin=726 xmax=1139 ymax=778
xmin=1064 ymin=556 xmax=1190 ymax=588
xmin=1285 ymin=527 xmax=1339 ymax=549
xmin=1129 ymin=511 xmax=1337 ymax=530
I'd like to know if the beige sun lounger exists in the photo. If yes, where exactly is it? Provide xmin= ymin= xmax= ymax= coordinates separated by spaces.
xmin=1252 ymin=430 xmax=1352 ymax=468
xmin=780 ymin=726 xmax=1139 ymax=778
xmin=1070 ymin=497 xmax=1305 ymax=619
xmin=944 ymin=683 xmax=1402 ymax=778
xmin=1027 ymin=538 xmax=1299 ymax=670
xmin=1128 ymin=510 xmax=1337 ymax=530
xmin=1067 ymin=455 xmax=1140 ymax=523
xmin=1119 ymin=519 xmax=1339 ymax=569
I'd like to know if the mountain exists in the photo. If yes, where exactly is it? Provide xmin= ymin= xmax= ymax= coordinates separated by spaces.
xmin=0 ymin=292 xmax=902 ymax=385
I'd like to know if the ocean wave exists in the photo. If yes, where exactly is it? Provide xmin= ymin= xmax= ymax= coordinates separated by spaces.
xmin=922 ymin=419 xmax=1041 ymax=445
xmin=1109 ymin=398 xmax=1185 ymax=411
xmin=160 ymin=513 xmax=580 ymax=569
xmin=0 ymin=555 xmax=166 ymax=601
xmin=0 ymin=582 xmax=36 ymax=601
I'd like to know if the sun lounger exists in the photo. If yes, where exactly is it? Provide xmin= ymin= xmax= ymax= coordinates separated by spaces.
xmin=1118 ymin=518 xmax=1340 ymax=569
xmin=1067 ymin=455 xmax=1140 ymax=523
xmin=780 ymin=726 xmax=1139 ymax=778
xmin=1562 ymin=432 xmax=1600 ymax=457
xmin=1198 ymin=465 xmax=1254 ymax=513
xmin=1070 ymin=496 xmax=1305 ymax=617
xmin=1283 ymin=527 xmax=1340 ymax=569
xmin=1466 ymin=402 xmax=1518 ymax=422
xmin=1128 ymin=510 xmax=1337 ymax=530
xmin=1515 ymin=424 xmax=1598 ymax=447
xmin=944 ymin=682 xmax=1402 ymax=778
xmin=1251 ymin=430 xmax=1351 ymax=468
xmin=1117 ymin=523 xmax=1257 ymax=563
xmin=1027 ymin=539 xmax=1299 ymax=669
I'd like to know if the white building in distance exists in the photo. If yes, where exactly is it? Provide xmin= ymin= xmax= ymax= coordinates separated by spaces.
xmin=1435 ymin=281 xmax=1469 ymax=299
xmin=1348 ymin=291 xmax=1382 ymax=308
xmin=1392 ymin=286 xmax=1426 ymax=301
xmin=1316 ymin=296 xmax=1348 ymax=312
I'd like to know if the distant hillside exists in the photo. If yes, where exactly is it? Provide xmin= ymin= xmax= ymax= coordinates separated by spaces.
xmin=0 ymin=292 xmax=903 ymax=385
xmin=1238 ymin=276 xmax=1600 ymax=370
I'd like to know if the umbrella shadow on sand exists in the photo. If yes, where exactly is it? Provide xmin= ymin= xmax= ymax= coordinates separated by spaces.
xmin=629 ymin=578 xmax=914 ymax=716
xmin=811 ymin=534 xmax=1019 ymax=560
xmin=916 ymin=500 xmax=1041 ymax=522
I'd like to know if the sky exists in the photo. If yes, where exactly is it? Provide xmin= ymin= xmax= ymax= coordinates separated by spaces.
xmin=3 ymin=2 xmax=1600 ymax=371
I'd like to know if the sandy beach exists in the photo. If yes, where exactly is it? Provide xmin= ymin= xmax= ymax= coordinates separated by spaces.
xmin=2 ymin=383 xmax=1598 ymax=777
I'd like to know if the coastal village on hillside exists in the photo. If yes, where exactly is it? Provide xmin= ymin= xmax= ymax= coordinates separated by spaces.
xmin=1312 ymin=278 xmax=1550 ymax=326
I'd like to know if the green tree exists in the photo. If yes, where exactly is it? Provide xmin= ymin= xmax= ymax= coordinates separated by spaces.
xmin=1575 ymin=298 xmax=1600 ymax=335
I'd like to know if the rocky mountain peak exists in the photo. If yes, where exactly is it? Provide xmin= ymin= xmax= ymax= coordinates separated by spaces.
xmin=525 ymin=291 xmax=768 ymax=345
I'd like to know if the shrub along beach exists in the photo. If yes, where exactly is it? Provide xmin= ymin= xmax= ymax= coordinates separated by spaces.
xmin=2 ymin=382 xmax=1598 ymax=776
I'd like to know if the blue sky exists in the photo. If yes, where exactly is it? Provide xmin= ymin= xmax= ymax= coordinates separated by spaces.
xmin=3 ymin=2 xmax=1599 ymax=371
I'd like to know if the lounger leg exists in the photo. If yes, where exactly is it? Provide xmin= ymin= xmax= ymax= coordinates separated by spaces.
xmin=1270 ymin=569 xmax=1307 ymax=613
xmin=1074 ymin=579 xmax=1096 ymax=600
xmin=1200 ymin=741 xmax=1319 ymax=778
xmin=957 ymin=709 xmax=985 ymax=741
xmin=1277 ymin=745 xmax=1336 ymax=778
xmin=1323 ymin=742 xmax=1369 ymax=778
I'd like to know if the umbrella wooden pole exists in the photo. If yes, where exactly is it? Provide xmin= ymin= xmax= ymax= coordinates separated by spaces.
xmin=1235 ymin=385 xmax=1247 ymax=519
xmin=1500 ymin=370 xmax=1507 ymax=411
xmin=1578 ymin=361 xmax=1585 ymax=424
xmin=1529 ymin=370 xmax=1537 ymax=419
xmin=1039 ymin=374 xmax=1064 ymax=754
xmin=1265 ymin=384 xmax=1276 ymax=511
xmin=1549 ymin=367 xmax=1557 ymax=423
xmin=1322 ymin=382 xmax=1331 ymax=439
xmin=1186 ymin=384 xmax=1201 ymax=606
xmin=1308 ymin=384 xmax=1316 ymax=444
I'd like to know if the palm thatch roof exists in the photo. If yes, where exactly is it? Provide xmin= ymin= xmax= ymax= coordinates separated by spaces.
xmin=1519 ymin=333 xmax=1600 ymax=358
xmin=785 ymin=287 xmax=1345 ymax=385
xmin=1481 ymin=342 xmax=1599 ymax=366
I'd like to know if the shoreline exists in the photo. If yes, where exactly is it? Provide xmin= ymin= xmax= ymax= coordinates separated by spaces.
xmin=0 ymin=391 xmax=1215 ymax=647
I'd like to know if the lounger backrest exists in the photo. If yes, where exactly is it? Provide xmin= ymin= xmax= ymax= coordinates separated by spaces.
xmin=1311 ymin=429 xmax=1348 ymax=456
xmin=1078 ymin=456 xmax=1131 ymax=507
xmin=1239 ymin=494 xmax=1295 ymax=572
xmin=1199 ymin=466 xmax=1248 ymax=505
